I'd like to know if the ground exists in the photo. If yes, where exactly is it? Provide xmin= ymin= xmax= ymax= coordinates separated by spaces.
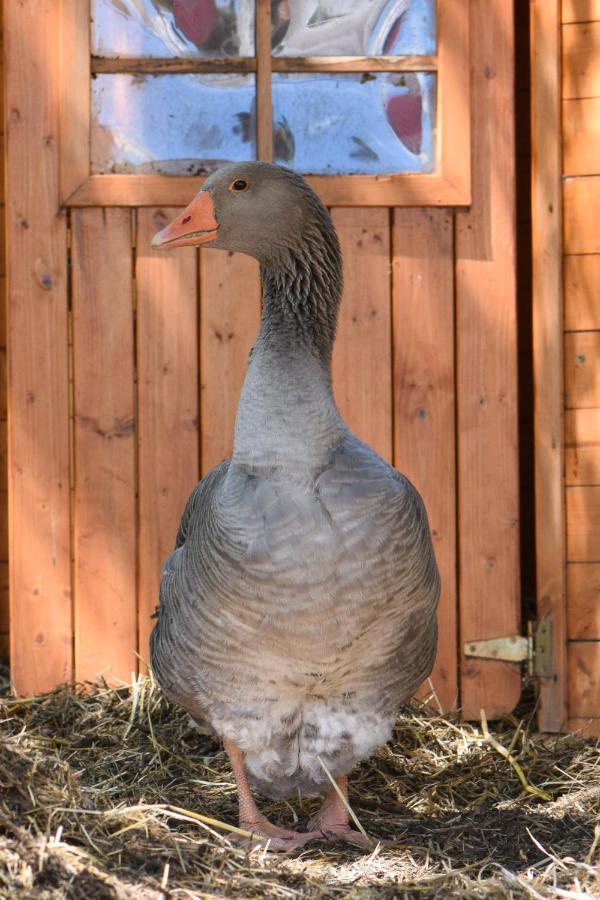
xmin=0 ymin=669 xmax=598 ymax=899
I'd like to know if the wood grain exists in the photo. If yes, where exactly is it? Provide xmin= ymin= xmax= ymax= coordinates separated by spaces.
xmin=256 ymin=0 xmax=272 ymax=162
xmin=564 ymin=254 xmax=600 ymax=330
xmin=392 ymin=208 xmax=457 ymax=711
xmin=455 ymin=0 xmax=521 ymax=720
xmin=562 ymin=21 xmax=600 ymax=98
xmin=6 ymin=0 xmax=72 ymax=693
xmin=531 ymin=0 xmax=567 ymax=732
xmin=562 ymin=0 xmax=600 ymax=23
xmin=566 ymin=485 xmax=600 ymax=560
xmin=200 ymin=251 xmax=261 ymax=474
xmin=71 ymin=208 xmax=137 ymax=685
xmin=566 ymin=716 xmax=600 ymax=735
xmin=567 ymin=563 xmax=600 ymax=638
xmin=563 ymin=177 xmax=600 ymax=254
xmin=65 ymin=174 xmax=471 ymax=210
xmin=91 ymin=56 xmax=438 ymax=75
xmin=331 ymin=208 xmax=392 ymax=462
xmin=136 ymin=209 xmax=199 ymax=667
xmin=58 ymin=0 xmax=89 ymax=200
xmin=564 ymin=331 xmax=600 ymax=408
xmin=567 ymin=641 xmax=600 ymax=716
xmin=563 ymin=98 xmax=600 ymax=175
xmin=565 ymin=408 xmax=600 ymax=485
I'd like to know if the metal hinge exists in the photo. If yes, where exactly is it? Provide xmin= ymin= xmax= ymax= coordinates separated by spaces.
xmin=464 ymin=618 xmax=553 ymax=678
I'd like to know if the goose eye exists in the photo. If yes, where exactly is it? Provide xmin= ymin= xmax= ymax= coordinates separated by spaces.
xmin=230 ymin=179 xmax=249 ymax=192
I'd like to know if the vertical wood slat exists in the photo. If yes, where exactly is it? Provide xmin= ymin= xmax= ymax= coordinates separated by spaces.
xmin=72 ymin=209 xmax=136 ymax=684
xmin=136 ymin=209 xmax=199 ymax=664
xmin=6 ymin=0 xmax=72 ymax=693
xmin=58 ymin=0 xmax=90 ymax=201
xmin=200 ymin=251 xmax=261 ymax=474
xmin=256 ymin=0 xmax=273 ymax=162
xmin=332 ymin=208 xmax=392 ymax=463
xmin=456 ymin=0 xmax=521 ymax=720
xmin=392 ymin=209 xmax=457 ymax=712
xmin=531 ymin=0 xmax=567 ymax=732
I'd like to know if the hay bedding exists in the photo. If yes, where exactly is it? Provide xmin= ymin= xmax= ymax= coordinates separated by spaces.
xmin=0 ymin=667 xmax=598 ymax=899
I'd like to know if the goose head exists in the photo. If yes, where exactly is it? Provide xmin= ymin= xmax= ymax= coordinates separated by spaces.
xmin=151 ymin=161 xmax=333 ymax=267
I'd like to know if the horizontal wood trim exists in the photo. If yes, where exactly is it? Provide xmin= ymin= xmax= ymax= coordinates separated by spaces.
xmin=91 ymin=55 xmax=438 ymax=75
xmin=562 ymin=0 xmax=600 ymax=23
xmin=562 ymin=98 xmax=600 ymax=175
xmin=564 ymin=331 xmax=600 ymax=408
xmin=564 ymin=254 xmax=600 ymax=329
xmin=567 ymin=563 xmax=600 ymax=638
xmin=568 ymin=640 xmax=600 ymax=716
xmin=563 ymin=177 xmax=600 ymax=254
xmin=566 ymin=485 xmax=600 ymax=560
xmin=562 ymin=21 xmax=600 ymax=98
xmin=64 ymin=174 xmax=470 ymax=208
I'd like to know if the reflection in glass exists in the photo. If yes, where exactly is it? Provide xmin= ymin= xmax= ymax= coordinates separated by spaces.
xmin=92 ymin=0 xmax=255 ymax=58
xmin=271 ymin=0 xmax=435 ymax=57
xmin=271 ymin=73 xmax=435 ymax=175
xmin=92 ymin=74 xmax=256 ymax=174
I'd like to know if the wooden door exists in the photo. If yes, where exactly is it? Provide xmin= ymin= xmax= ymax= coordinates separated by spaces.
xmin=5 ymin=0 xmax=520 ymax=720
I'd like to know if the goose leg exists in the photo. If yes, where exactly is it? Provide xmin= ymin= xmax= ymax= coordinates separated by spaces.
xmin=223 ymin=739 xmax=320 ymax=851
xmin=307 ymin=775 xmax=373 ymax=849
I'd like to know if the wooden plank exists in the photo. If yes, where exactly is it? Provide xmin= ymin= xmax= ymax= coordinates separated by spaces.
xmin=563 ymin=0 xmax=600 ymax=23
xmin=566 ymin=717 xmax=600 ymax=736
xmin=200 ymin=251 xmax=261 ymax=474
xmin=565 ymin=408 xmax=600 ymax=485
xmin=91 ymin=56 xmax=437 ymax=75
xmin=564 ymin=254 xmax=600 ymax=330
xmin=6 ymin=0 xmax=72 ymax=694
xmin=531 ymin=0 xmax=567 ymax=731
xmin=563 ymin=99 xmax=600 ymax=175
xmin=136 ymin=209 xmax=199 ymax=667
xmin=392 ymin=208 xmax=457 ymax=711
xmin=71 ymin=208 xmax=137 ymax=685
xmin=566 ymin=486 xmax=600 ymax=560
xmin=562 ymin=21 xmax=600 ymax=98
xmin=563 ymin=178 xmax=600 ymax=254
xmin=564 ymin=331 xmax=600 ymax=408
xmin=58 ymin=0 xmax=89 ymax=200
xmin=256 ymin=0 xmax=272 ymax=162
xmin=331 ymin=208 xmax=392 ymax=462
xmin=437 ymin=0 xmax=471 ymax=207
xmin=567 ymin=562 xmax=600 ymax=638
xmin=455 ymin=0 xmax=521 ymax=720
xmin=0 ymin=420 xmax=6 ymax=493
xmin=567 ymin=641 xmax=600 ymax=716
xmin=0 ymin=562 xmax=8 ymax=640
xmin=65 ymin=174 xmax=471 ymax=209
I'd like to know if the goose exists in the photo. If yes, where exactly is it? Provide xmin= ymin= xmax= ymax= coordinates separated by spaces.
xmin=150 ymin=162 xmax=440 ymax=850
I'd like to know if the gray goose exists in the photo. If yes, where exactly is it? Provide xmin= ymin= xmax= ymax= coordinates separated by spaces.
xmin=150 ymin=162 xmax=440 ymax=850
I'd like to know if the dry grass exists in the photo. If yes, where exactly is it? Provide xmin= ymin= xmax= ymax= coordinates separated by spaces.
xmin=0 ymin=668 xmax=598 ymax=899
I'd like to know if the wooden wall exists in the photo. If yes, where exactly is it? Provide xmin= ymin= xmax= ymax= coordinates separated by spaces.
xmin=0 ymin=4 xmax=7 ymax=661
xmin=5 ymin=1 xmax=521 ymax=719
xmin=562 ymin=0 xmax=600 ymax=733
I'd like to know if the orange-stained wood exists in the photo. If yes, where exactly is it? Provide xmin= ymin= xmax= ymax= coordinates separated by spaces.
xmin=567 ymin=641 xmax=600 ymax=717
xmin=455 ymin=0 xmax=521 ymax=720
xmin=392 ymin=209 xmax=457 ymax=712
xmin=331 ymin=208 xmax=392 ymax=462
xmin=563 ymin=177 xmax=600 ymax=254
xmin=566 ymin=485 xmax=600 ymax=561
xmin=563 ymin=98 xmax=600 ymax=175
xmin=565 ymin=408 xmax=600 ymax=485
xmin=564 ymin=331 xmax=600 ymax=408
xmin=567 ymin=563 xmax=600 ymax=639
xmin=71 ymin=208 xmax=137 ymax=684
xmin=6 ymin=0 xmax=72 ymax=693
xmin=565 ymin=717 xmax=600 ymax=736
xmin=200 ymin=250 xmax=261 ymax=474
xmin=562 ymin=0 xmax=600 ymax=23
xmin=136 ymin=209 xmax=199 ymax=667
xmin=562 ymin=21 xmax=600 ymax=98
xmin=564 ymin=254 xmax=600 ymax=330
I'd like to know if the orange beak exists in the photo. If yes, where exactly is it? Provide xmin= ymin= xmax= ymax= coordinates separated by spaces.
xmin=151 ymin=191 xmax=219 ymax=250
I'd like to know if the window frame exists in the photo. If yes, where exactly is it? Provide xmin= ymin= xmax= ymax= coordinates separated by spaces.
xmin=60 ymin=0 xmax=470 ymax=207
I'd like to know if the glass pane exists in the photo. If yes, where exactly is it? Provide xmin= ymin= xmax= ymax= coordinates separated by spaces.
xmin=92 ymin=0 xmax=255 ymax=58
xmin=271 ymin=73 xmax=435 ymax=175
xmin=91 ymin=74 xmax=256 ymax=174
xmin=271 ymin=0 xmax=435 ymax=57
